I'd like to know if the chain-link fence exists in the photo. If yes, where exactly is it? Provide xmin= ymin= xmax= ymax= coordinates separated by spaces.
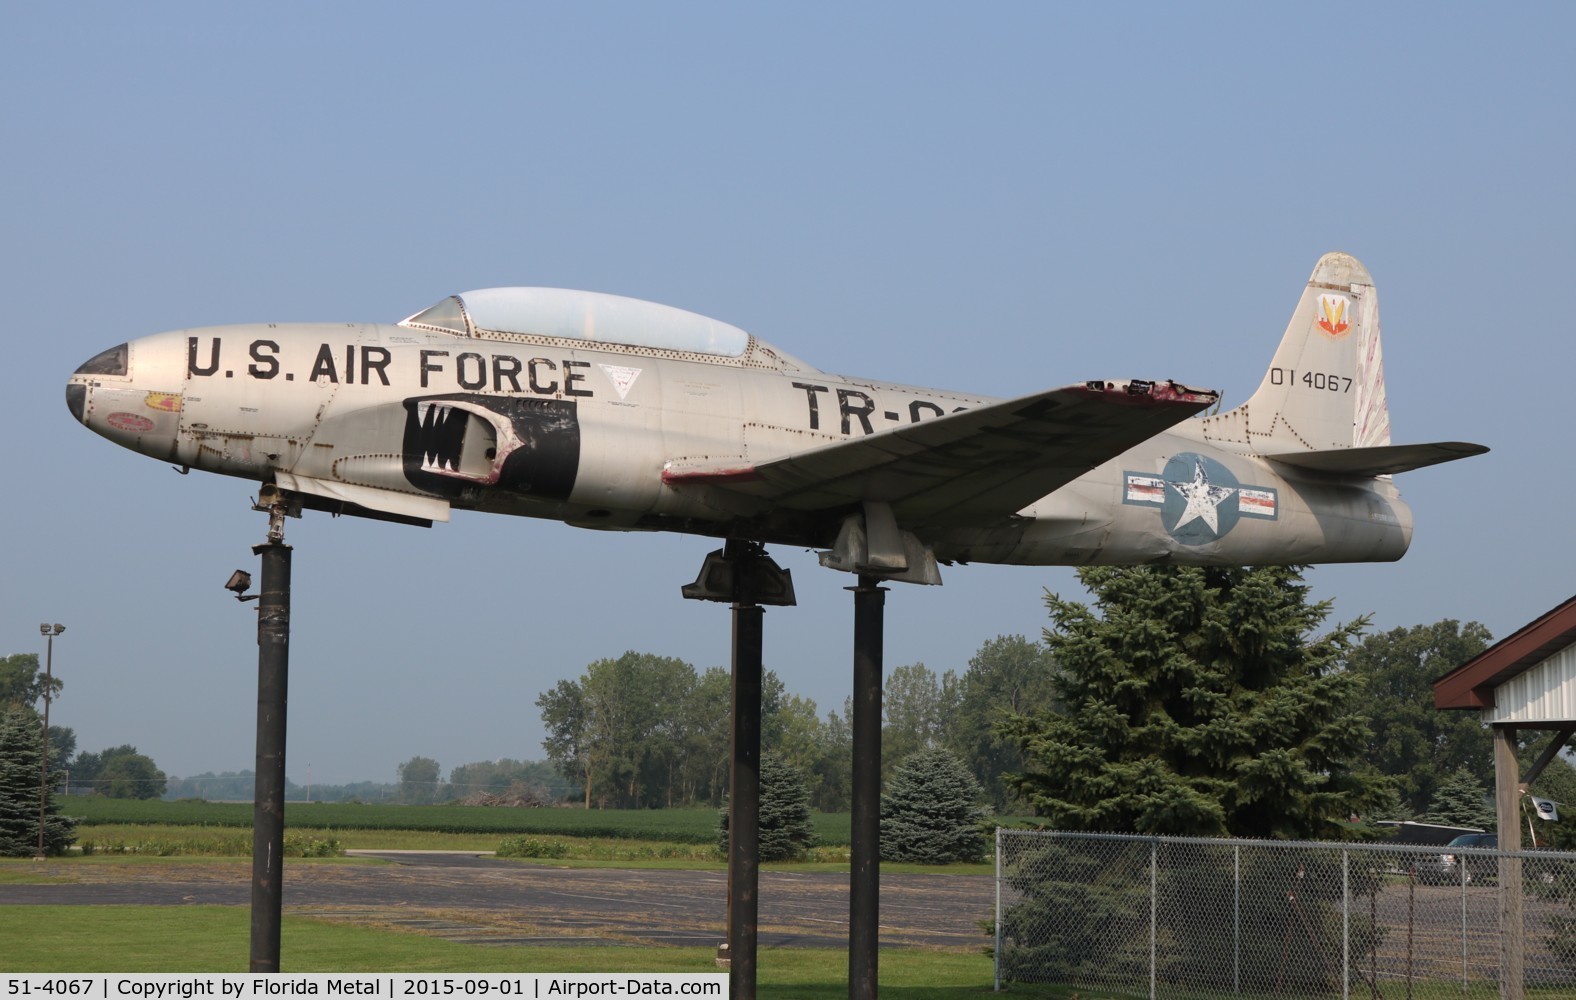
xmin=994 ymin=829 xmax=1576 ymax=998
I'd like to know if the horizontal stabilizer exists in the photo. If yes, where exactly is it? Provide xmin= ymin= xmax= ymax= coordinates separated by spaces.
xmin=1264 ymin=441 xmax=1488 ymax=477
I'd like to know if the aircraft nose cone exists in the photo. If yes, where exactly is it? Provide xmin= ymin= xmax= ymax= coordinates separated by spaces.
xmin=66 ymin=342 xmax=129 ymax=425
xmin=65 ymin=382 xmax=87 ymax=424
xmin=68 ymin=336 xmax=184 ymax=462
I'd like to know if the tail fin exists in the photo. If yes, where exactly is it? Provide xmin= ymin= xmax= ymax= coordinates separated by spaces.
xmin=1200 ymin=251 xmax=1487 ymax=475
xmin=1200 ymin=251 xmax=1390 ymax=453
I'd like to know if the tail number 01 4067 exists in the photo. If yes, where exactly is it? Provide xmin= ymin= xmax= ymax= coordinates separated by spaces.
xmin=1269 ymin=368 xmax=1351 ymax=393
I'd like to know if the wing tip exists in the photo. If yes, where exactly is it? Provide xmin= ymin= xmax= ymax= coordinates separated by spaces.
xmin=1075 ymin=379 xmax=1220 ymax=408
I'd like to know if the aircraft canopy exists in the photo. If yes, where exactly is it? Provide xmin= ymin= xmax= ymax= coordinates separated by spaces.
xmin=400 ymin=287 xmax=752 ymax=358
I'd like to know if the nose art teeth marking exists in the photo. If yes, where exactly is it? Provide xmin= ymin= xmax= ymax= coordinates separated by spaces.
xmin=418 ymin=403 xmax=465 ymax=474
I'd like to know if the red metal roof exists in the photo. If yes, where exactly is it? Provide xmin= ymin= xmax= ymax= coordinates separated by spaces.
xmin=1434 ymin=595 xmax=1576 ymax=711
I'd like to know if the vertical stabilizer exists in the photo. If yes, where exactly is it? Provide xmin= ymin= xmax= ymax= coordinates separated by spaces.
xmin=1200 ymin=252 xmax=1391 ymax=454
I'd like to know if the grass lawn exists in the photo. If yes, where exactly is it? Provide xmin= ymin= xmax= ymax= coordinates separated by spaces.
xmin=59 ymin=825 xmax=994 ymax=874
xmin=0 ymin=905 xmax=1049 ymax=997
xmin=9 ymin=904 xmax=1553 ymax=999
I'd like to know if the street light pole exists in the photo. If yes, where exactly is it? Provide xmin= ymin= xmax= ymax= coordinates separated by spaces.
xmin=35 ymin=622 xmax=65 ymax=861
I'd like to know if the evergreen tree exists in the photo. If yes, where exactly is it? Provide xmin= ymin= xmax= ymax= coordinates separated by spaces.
xmin=757 ymin=752 xmax=815 ymax=860
xmin=718 ymin=751 xmax=816 ymax=861
xmin=996 ymin=567 xmax=1390 ymax=995
xmin=1424 ymin=768 xmax=1494 ymax=829
xmin=1001 ymin=565 xmax=1388 ymax=839
xmin=881 ymin=747 xmax=987 ymax=863
xmin=0 ymin=707 xmax=75 ymax=856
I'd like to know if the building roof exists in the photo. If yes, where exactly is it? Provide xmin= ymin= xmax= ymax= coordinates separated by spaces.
xmin=1434 ymin=595 xmax=1576 ymax=711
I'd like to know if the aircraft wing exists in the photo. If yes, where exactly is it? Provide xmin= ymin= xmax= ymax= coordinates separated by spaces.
xmin=665 ymin=379 xmax=1218 ymax=525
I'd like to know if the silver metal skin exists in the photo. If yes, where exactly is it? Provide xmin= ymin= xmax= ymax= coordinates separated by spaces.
xmin=66 ymin=253 xmax=1485 ymax=581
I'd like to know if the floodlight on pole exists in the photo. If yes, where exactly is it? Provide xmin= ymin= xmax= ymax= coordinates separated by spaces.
xmin=225 ymin=570 xmax=258 ymax=602
xmin=35 ymin=622 xmax=64 ymax=860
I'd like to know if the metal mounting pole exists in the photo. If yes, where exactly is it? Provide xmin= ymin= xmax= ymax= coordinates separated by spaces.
xmin=849 ymin=575 xmax=885 ymax=1000
xmin=682 ymin=541 xmax=794 ymax=1000
xmin=729 ymin=587 xmax=763 ymax=1000
xmin=250 ymin=494 xmax=293 ymax=973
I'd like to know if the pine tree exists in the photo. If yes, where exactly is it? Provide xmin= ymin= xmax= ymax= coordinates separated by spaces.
xmin=996 ymin=567 xmax=1390 ymax=994
xmin=1001 ymin=564 xmax=1388 ymax=840
xmin=1425 ymin=768 xmax=1495 ymax=829
xmin=881 ymin=747 xmax=987 ymax=863
xmin=0 ymin=707 xmax=76 ymax=856
xmin=718 ymin=751 xmax=816 ymax=861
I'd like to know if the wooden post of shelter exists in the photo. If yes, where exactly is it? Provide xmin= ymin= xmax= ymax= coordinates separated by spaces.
xmin=1434 ymin=595 xmax=1576 ymax=1000
xmin=1493 ymin=725 xmax=1523 ymax=1000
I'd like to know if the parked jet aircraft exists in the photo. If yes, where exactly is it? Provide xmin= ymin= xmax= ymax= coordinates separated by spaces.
xmin=67 ymin=252 xmax=1484 ymax=583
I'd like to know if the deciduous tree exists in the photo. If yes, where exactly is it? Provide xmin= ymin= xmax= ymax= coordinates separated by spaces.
xmin=682 ymin=667 xmax=732 ymax=806
xmin=1344 ymin=620 xmax=1494 ymax=816
xmin=540 ymin=652 xmax=702 ymax=809
xmin=447 ymin=758 xmax=568 ymax=803
xmin=882 ymin=662 xmax=959 ymax=779
xmin=810 ymin=701 xmax=853 ymax=813
xmin=396 ymin=755 xmax=441 ymax=804
xmin=537 ymin=678 xmax=592 ymax=806
xmin=0 ymin=653 xmax=61 ymax=708
xmin=1518 ymin=735 xmax=1576 ymax=849
xmin=99 ymin=752 xmax=166 ymax=800
xmin=945 ymin=635 xmax=1059 ymax=810
xmin=72 ymin=744 xmax=165 ymax=799
xmin=770 ymin=693 xmax=825 ymax=785
xmin=580 ymin=652 xmax=690 ymax=808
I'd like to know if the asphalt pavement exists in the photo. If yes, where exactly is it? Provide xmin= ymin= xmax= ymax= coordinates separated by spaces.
xmin=5 ymin=852 xmax=992 ymax=951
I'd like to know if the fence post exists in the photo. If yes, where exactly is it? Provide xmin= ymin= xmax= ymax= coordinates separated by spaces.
xmin=1343 ymin=850 xmax=1350 ymax=1000
xmin=1234 ymin=844 xmax=1241 ymax=996
xmin=994 ymin=827 xmax=1002 ymax=993
xmin=1462 ymin=853 xmax=1469 ymax=992
xmin=1150 ymin=838 xmax=1158 ymax=1000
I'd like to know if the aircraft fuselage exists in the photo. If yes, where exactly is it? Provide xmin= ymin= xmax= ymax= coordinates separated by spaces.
xmin=67 ymin=316 xmax=1412 ymax=570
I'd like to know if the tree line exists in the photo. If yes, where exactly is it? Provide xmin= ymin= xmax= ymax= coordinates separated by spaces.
xmin=390 ymin=756 xmax=574 ymax=806
xmin=522 ymin=565 xmax=1575 ymax=847
xmin=3 ymin=656 xmax=169 ymax=855
xmin=8 ymin=563 xmax=1570 ymax=853
xmin=526 ymin=639 xmax=1056 ymax=813
xmin=1 ymin=654 xmax=167 ymax=800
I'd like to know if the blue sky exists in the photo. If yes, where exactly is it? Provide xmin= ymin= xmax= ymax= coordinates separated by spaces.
xmin=4 ymin=3 xmax=1572 ymax=786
